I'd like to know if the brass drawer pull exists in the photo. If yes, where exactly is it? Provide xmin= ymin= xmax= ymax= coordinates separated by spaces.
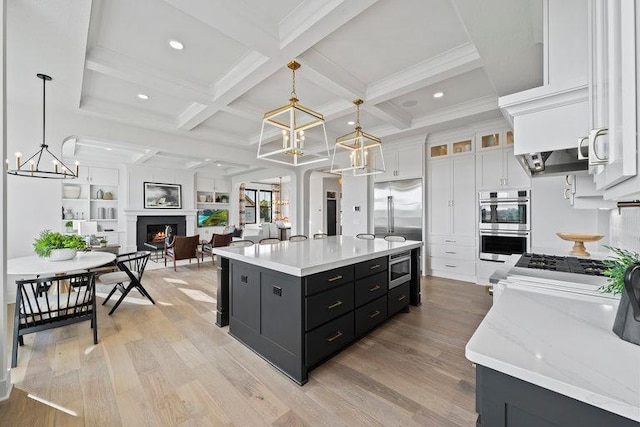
xmin=326 ymin=300 xmax=343 ymax=309
xmin=445 ymin=264 xmax=456 ymax=268
xmin=369 ymin=310 xmax=381 ymax=319
xmin=327 ymin=275 xmax=343 ymax=282
xmin=444 ymin=251 xmax=456 ymax=254
xmin=369 ymin=264 xmax=380 ymax=270
xmin=368 ymin=285 xmax=381 ymax=292
xmin=397 ymin=295 xmax=406 ymax=302
xmin=326 ymin=331 xmax=343 ymax=343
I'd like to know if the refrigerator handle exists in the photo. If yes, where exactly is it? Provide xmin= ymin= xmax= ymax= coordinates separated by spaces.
xmin=387 ymin=196 xmax=392 ymax=233
xmin=389 ymin=195 xmax=394 ymax=233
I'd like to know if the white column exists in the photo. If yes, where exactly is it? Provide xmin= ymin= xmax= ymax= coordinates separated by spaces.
xmin=0 ymin=0 xmax=12 ymax=401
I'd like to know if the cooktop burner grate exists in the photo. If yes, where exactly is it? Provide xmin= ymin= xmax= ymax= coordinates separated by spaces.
xmin=516 ymin=253 xmax=608 ymax=276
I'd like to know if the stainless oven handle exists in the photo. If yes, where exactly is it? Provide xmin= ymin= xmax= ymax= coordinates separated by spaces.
xmin=479 ymin=198 xmax=529 ymax=204
xmin=480 ymin=230 xmax=530 ymax=236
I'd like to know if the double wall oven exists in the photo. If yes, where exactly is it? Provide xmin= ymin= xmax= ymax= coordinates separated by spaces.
xmin=479 ymin=190 xmax=531 ymax=262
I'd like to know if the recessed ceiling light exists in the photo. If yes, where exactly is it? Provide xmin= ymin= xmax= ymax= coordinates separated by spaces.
xmin=169 ymin=40 xmax=184 ymax=50
xmin=401 ymin=100 xmax=418 ymax=107
xmin=433 ymin=92 xmax=444 ymax=99
xmin=216 ymin=163 xmax=222 ymax=167
xmin=347 ymin=121 xmax=355 ymax=125
xmin=137 ymin=93 xmax=149 ymax=100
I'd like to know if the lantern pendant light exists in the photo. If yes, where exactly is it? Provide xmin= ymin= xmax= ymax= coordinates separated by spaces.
xmin=330 ymin=99 xmax=385 ymax=176
xmin=257 ymin=61 xmax=330 ymax=166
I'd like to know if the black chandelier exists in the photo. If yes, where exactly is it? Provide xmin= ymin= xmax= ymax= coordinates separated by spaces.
xmin=7 ymin=74 xmax=78 ymax=178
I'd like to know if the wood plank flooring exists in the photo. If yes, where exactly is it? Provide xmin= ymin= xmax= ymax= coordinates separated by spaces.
xmin=2 ymin=262 xmax=492 ymax=426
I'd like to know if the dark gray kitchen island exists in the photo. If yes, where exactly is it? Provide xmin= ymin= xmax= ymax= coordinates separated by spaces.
xmin=213 ymin=236 xmax=422 ymax=384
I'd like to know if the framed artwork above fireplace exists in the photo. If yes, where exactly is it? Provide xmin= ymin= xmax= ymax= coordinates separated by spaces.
xmin=144 ymin=182 xmax=182 ymax=209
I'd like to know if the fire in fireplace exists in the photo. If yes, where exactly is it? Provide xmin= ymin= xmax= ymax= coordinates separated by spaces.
xmin=147 ymin=224 xmax=176 ymax=244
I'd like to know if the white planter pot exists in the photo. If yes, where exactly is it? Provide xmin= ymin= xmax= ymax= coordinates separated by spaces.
xmin=48 ymin=248 xmax=77 ymax=261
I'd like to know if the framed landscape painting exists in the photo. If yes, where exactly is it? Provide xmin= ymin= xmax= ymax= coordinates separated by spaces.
xmin=144 ymin=182 xmax=182 ymax=209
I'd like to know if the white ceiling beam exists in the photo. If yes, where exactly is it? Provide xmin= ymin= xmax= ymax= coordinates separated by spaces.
xmin=162 ymin=0 xmax=280 ymax=57
xmin=364 ymin=101 xmax=413 ymax=130
xmin=172 ymin=1 xmax=381 ymax=131
xmin=221 ymin=99 xmax=264 ymax=122
xmin=366 ymin=42 xmax=483 ymax=103
xmin=134 ymin=149 xmax=160 ymax=165
xmin=76 ymin=0 xmax=104 ymax=109
xmin=80 ymin=97 xmax=248 ymax=146
xmin=298 ymin=48 xmax=367 ymax=101
xmin=86 ymin=47 xmax=212 ymax=104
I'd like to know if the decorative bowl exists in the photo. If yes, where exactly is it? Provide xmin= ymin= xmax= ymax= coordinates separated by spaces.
xmin=48 ymin=248 xmax=77 ymax=261
xmin=556 ymin=233 xmax=604 ymax=257
xmin=63 ymin=185 xmax=81 ymax=199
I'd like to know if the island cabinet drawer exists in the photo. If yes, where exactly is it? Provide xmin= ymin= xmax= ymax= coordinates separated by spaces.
xmin=305 ymin=265 xmax=354 ymax=296
xmin=355 ymin=296 xmax=387 ymax=337
xmin=230 ymin=262 xmax=261 ymax=333
xmin=306 ymin=312 xmax=354 ymax=367
xmin=305 ymin=283 xmax=354 ymax=331
xmin=388 ymin=282 xmax=410 ymax=315
xmin=354 ymin=271 xmax=388 ymax=307
xmin=354 ymin=256 xmax=388 ymax=279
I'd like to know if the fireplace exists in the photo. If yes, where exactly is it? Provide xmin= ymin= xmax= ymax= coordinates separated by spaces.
xmin=136 ymin=216 xmax=186 ymax=251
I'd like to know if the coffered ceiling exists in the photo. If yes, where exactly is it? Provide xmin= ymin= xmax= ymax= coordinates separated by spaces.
xmin=7 ymin=0 xmax=543 ymax=173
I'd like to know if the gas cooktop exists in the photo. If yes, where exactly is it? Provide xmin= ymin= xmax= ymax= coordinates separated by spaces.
xmin=515 ymin=253 xmax=608 ymax=276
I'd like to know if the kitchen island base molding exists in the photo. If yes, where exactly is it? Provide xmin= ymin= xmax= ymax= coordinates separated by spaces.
xmin=476 ymin=366 xmax=639 ymax=427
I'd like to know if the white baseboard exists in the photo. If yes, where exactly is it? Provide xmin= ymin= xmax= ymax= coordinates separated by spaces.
xmin=0 ymin=370 xmax=13 ymax=402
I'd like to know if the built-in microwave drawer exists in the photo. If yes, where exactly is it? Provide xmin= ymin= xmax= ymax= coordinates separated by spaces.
xmin=305 ymin=283 xmax=354 ymax=331
xmin=388 ymin=282 xmax=410 ymax=315
xmin=305 ymin=265 xmax=354 ymax=296
xmin=306 ymin=312 xmax=354 ymax=367
xmin=355 ymin=256 xmax=388 ymax=280
xmin=355 ymin=296 xmax=387 ymax=337
xmin=354 ymin=271 xmax=388 ymax=307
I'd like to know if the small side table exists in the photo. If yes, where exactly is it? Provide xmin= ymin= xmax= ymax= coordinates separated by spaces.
xmin=143 ymin=242 xmax=165 ymax=262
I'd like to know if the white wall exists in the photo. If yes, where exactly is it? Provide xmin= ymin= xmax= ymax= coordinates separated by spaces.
xmin=531 ymin=175 xmax=608 ymax=251
xmin=610 ymin=209 xmax=640 ymax=252
xmin=308 ymin=172 xmax=325 ymax=234
xmin=340 ymin=174 xmax=370 ymax=236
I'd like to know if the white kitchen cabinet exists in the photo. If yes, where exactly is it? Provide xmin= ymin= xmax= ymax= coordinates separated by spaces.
xmin=427 ymin=154 xmax=477 ymax=283
xmin=476 ymin=144 xmax=530 ymax=190
xmin=71 ymin=165 xmax=119 ymax=185
xmin=374 ymin=144 xmax=423 ymax=182
xmin=586 ymin=0 xmax=637 ymax=191
xmin=563 ymin=174 xmax=617 ymax=209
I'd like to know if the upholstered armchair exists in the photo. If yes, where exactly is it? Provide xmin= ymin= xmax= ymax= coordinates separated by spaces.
xmin=164 ymin=235 xmax=200 ymax=271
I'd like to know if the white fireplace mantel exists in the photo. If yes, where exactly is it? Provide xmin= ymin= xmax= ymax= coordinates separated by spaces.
xmin=124 ymin=209 xmax=198 ymax=253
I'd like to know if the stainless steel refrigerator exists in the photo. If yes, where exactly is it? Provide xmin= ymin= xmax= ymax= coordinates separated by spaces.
xmin=374 ymin=178 xmax=423 ymax=241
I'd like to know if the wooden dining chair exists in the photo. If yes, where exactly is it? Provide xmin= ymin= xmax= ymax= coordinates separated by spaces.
xmin=12 ymin=271 xmax=97 ymax=367
xmin=289 ymin=235 xmax=308 ymax=242
xmin=98 ymin=251 xmax=153 ymax=315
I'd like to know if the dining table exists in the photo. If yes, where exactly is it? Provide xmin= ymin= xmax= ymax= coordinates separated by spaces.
xmin=8 ymin=251 xmax=116 ymax=277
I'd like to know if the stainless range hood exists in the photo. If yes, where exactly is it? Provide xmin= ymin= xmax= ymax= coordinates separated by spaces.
xmin=517 ymin=148 xmax=588 ymax=177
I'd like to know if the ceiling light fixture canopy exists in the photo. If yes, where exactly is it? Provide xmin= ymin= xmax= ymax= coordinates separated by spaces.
xmin=330 ymin=99 xmax=385 ymax=176
xmin=7 ymin=74 xmax=79 ymax=179
xmin=257 ymin=61 xmax=330 ymax=167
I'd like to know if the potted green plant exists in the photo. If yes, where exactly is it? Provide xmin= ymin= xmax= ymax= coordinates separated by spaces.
xmin=99 ymin=238 xmax=108 ymax=248
xmin=219 ymin=194 xmax=229 ymax=203
xmin=64 ymin=220 xmax=74 ymax=233
xmin=600 ymin=246 xmax=640 ymax=294
xmin=33 ymin=229 xmax=87 ymax=261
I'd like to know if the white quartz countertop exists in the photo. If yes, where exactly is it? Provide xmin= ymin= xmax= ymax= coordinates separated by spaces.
xmin=466 ymin=287 xmax=640 ymax=422
xmin=212 ymin=236 xmax=422 ymax=276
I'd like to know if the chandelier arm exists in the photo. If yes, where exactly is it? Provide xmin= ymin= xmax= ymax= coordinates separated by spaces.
xmin=44 ymin=146 xmax=76 ymax=176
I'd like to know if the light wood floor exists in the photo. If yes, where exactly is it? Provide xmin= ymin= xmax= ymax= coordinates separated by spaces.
xmin=2 ymin=261 xmax=492 ymax=426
